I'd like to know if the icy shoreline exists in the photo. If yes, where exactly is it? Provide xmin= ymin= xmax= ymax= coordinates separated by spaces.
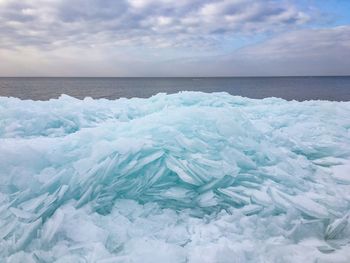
xmin=1 ymin=92 xmax=350 ymax=262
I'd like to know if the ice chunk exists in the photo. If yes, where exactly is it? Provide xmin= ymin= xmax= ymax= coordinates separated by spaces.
xmin=196 ymin=191 xmax=219 ymax=207
xmin=317 ymin=245 xmax=336 ymax=254
xmin=41 ymin=209 xmax=65 ymax=244
xmin=13 ymin=218 xmax=42 ymax=252
xmin=250 ymin=190 xmax=272 ymax=207
xmin=331 ymin=164 xmax=350 ymax=184
xmin=241 ymin=204 xmax=263 ymax=216
xmin=267 ymin=187 xmax=290 ymax=211
xmin=0 ymin=220 xmax=17 ymax=239
xmin=325 ymin=213 xmax=349 ymax=240
xmin=160 ymin=187 xmax=195 ymax=203
xmin=75 ymin=185 xmax=94 ymax=208
xmin=312 ymin=157 xmax=346 ymax=167
xmin=217 ymin=187 xmax=250 ymax=206
xmin=9 ymin=207 xmax=36 ymax=220
xmin=279 ymin=193 xmax=329 ymax=219
xmin=165 ymin=157 xmax=200 ymax=185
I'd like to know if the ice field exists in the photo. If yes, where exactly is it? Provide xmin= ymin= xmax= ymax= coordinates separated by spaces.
xmin=0 ymin=92 xmax=350 ymax=262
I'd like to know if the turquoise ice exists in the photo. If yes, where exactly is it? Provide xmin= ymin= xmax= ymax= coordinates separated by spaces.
xmin=0 ymin=92 xmax=350 ymax=262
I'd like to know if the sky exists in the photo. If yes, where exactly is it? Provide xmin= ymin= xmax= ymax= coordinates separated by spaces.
xmin=0 ymin=0 xmax=349 ymax=77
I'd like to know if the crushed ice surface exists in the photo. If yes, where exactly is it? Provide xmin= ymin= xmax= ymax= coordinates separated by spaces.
xmin=0 ymin=92 xmax=350 ymax=262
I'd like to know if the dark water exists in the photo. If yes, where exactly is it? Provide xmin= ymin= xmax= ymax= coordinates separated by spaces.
xmin=0 ymin=76 xmax=349 ymax=101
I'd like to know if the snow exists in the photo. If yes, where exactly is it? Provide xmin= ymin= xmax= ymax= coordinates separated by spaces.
xmin=1 ymin=92 xmax=350 ymax=262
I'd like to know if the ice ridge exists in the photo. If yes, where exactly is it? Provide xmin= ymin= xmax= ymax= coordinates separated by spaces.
xmin=0 ymin=92 xmax=350 ymax=262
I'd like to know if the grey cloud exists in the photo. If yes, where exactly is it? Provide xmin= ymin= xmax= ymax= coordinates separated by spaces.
xmin=0 ymin=0 xmax=310 ymax=50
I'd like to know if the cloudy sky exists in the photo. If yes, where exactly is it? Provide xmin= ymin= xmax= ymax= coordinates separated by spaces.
xmin=0 ymin=0 xmax=349 ymax=76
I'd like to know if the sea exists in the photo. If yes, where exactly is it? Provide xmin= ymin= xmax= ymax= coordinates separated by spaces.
xmin=0 ymin=76 xmax=350 ymax=101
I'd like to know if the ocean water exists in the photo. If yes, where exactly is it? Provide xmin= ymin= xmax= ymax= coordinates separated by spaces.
xmin=1 ymin=79 xmax=350 ymax=262
xmin=0 ymin=76 xmax=350 ymax=101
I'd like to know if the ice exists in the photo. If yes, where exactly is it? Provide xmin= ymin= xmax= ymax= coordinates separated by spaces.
xmin=250 ymin=189 xmax=271 ymax=206
xmin=331 ymin=163 xmax=350 ymax=184
xmin=9 ymin=207 xmax=36 ymax=220
xmin=0 ymin=92 xmax=350 ymax=262
xmin=41 ymin=209 xmax=64 ymax=244
xmin=241 ymin=204 xmax=263 ymax=216
xmin=325 ymin=213 xmax=349 ymax=240
xmin=279 ymin=193 xmax=329 ymax=219
xmin=13 ymin=218 xmax=42 ymax=252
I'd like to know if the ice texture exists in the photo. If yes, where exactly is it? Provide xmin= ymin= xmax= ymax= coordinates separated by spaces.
xmin=1 ymin=92 xmax=350 ymax=262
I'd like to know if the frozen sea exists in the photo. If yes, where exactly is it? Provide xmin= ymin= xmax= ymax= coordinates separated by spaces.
xmin=0 ymin=77 xmax=350 ymax=262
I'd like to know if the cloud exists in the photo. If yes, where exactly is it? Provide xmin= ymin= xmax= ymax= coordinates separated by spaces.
xmin=0 ymin=0 xmax=309 ymax=50
xmin=3 ymin=25 xmax=348 ymax=77
xmin=179 ymin=25 xmax=350 ymax=76
xmin=0 ymin=0 xmax=348 ymax=76
xmin=239 ymin=25 xmax=350 ymax=58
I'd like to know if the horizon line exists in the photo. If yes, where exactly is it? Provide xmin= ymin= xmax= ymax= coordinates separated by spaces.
xmin=0 ymin=75 xmax=350 ymax=78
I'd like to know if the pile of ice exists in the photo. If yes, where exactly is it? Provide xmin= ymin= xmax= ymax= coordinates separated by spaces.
xmin=0 ymin=92 xmax=350 ymax=262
